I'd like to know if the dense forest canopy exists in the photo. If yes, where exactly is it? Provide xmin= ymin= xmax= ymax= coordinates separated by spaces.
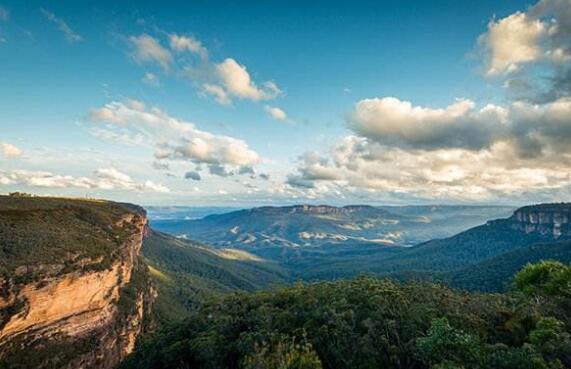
xmin=122 ymin=261 xmax=571 ymax=369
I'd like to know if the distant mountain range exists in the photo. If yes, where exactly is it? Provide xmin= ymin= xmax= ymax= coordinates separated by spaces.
xmin=152 ymin=204 xmax=514 ymax=249
xmin=152 ymin=202 xmax=571 ymax=292
xmin=295 ymin=203 xmax=571 ymax=291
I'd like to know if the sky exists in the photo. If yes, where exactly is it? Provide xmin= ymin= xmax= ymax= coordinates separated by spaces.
xmin=1 ymin=0 xmax=570 ymax=206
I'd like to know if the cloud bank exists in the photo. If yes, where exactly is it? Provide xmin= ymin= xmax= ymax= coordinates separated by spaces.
xmin=89 ymin=99 xmax=260 ymax=175
xmin=0 ymin=167 xmax=169 ymax=193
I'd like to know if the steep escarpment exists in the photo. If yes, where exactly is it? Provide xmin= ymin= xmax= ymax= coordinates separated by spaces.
xmin=0 ymin=195 xmax=155 ymax=369
xmin=509 ymin=203 xmax=571 ymax=238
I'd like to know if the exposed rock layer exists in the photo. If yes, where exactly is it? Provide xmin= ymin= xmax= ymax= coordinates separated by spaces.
xmin=0 ymin=202 xmax=154 ymax=369
xmin=510 ymin=203 xmax=571 ymax=239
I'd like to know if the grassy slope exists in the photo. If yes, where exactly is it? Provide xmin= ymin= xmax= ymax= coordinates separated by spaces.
xmin=142 ymin=231 xmax=290 ymax=322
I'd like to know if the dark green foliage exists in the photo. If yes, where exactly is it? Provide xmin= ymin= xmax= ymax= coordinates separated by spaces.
xmin=416 ymin=318 xmax=482 ymax=367
xmin=0 ymin=335 xmax=101 ymax=369
xmin=242 ymin=334 xmax=323 ymax=369
xmin=142 ymin=231 xmax=289 ymax=322
xmin=0 ymin=195 xmax=142 ymax=277
xmin=289 ymin=218 xmax=571 ymax=295
xmin=515 ymin=260 xmax=571 ymax=298
xmin=529 ymin=317 xmax=571 ymax=358
xmin=416 ymin=318 xmax=563 ymax=369
xmin=443 ymin=241 xmax=571 ymax=292
xmin=121 ymin=274 xmax=569 ymax=369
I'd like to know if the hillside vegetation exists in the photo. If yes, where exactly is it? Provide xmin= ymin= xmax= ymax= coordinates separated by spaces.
xmin=0 ymin=195 xmax=143 ymax=278
xmin=142 ymin=231 xmax=289 ymax=322
xmin=122 ymin=261 xmax=571 ymax=369
xmin=290 ymin=206 xmax=571 ymax=292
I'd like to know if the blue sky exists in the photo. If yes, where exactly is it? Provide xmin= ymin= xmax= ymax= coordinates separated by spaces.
xmin=1 ymin=0 xmax=570 ymax=206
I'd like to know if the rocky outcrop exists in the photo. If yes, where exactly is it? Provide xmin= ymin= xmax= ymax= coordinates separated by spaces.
xmin=509 ymin=203 xmax=571 ymax=239
xmin=0 ymin=202 xmax=155 ymax=369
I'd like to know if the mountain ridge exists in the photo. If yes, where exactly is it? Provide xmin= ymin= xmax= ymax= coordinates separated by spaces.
xmin=153 ymin=204 xmax=514 ymax=250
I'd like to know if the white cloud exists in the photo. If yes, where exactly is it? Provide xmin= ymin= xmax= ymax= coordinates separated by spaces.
xmin=125 ymin=32 xmax=281 ymax=105
xmin=142 ymin=72 xmax=160 ymax=87
xmin=480 ymin=12 xmax=546 ymax=76
xmin=201 ymin=83 xmax=231 ymax=105
xmin=89 ymin=99 xmax=260 ymax=168
xmin=264 ymin=105 xmax=288 ymax=121
xmin=0 ymin=141 xmax=23 ymax=158
xmin=169 ymin=33 xmax=207 ymax=58
xmin=129 ymin=34 xmax=172 ymax=71
xmin=287 ymin=135 xmax=571 ymax=201
xmin=287 ymin=94 xmax=571 ymax=201
xmin=478 ymin=0 xmax=571 ymax=103
xmin=350 ymin=95 xmax=571 ymax=155
xmin=41 ymin=9 xmax=82 ymax=43
xmin=0 ymin=168 xmax=169 ymax=193
xmin=204 ymin=58 xmax=282 ymax=103
xmin=349 ymin=97 xmax=507 ymax=150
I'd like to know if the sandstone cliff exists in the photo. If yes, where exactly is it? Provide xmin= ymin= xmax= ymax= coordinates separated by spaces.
xmin=509 ymin=203 xmax=571 ymax=239
xmin=0 ymin=196 xmax=155 ymax=369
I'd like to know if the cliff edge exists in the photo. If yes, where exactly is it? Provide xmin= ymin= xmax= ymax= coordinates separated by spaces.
xmin=0 ymin=195 xmax=155 ymax=369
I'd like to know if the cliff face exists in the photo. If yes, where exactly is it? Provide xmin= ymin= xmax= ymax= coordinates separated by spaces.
xmin=0 ymin=197 xmax=155 ymax=369
xmin=510 ymin=203 xmax=571 ymax=239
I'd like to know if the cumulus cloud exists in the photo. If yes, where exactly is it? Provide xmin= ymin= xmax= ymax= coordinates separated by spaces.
xmin=184 ymin=170 xmax=201 ymax=181
xmin=129 ymin=34 xmax=172 ymax=71
xmin=0 ymin=141 xmax=23 ymax=158
xmin=479 ymin=12 xmax=547 ymax=76
xmin=479 ymin=0 xmax=571 ymax=102
xmin=125 ymin=32 xmax=281 ymax=105
xmin=89 ymin=99 xmax=260 ymax=169
xmin=287 ymin=94 xmax=571 ymax=201
xmin=264 ymin=105 xmax=288 ymax=121
xmin=349 ymin=97 xmax=508 ymax=150
xmin=348 ymin=96 xmax=571 ymax=157
xmin=201 ymin=83 xmax=231 ymax=105
xmin=287 ymin=135 xmax=571 ymax=201
xmin=169 ymin=33 xmax=207 ymax=58
xmin=0 ymin=168 xmax=169 ymax=193
xmin=41 ymin=9 xmax=82 ymax=43
xmin=206 ymin=58 xmax=282 ymax=103
xmin=238 ymin=165 xmax=255 ymax=175
xmin=208 ymin=163 xmax=234 ymax=177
